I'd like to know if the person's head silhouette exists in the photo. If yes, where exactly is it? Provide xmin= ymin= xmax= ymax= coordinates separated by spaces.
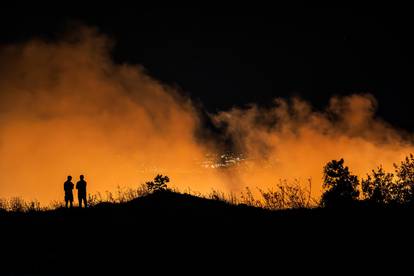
xmin=80 ymin=175 xmax=84 ymax=180
xmin=67 ymin=175 xmax=72 ymax=181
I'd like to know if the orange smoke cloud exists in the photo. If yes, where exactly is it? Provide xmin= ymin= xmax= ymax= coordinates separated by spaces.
xmin=0 ymin=26 xmax=413 ymax=204
xmin=0 ymin=26 xmax=227 ymax=203
xmin=213 ymin=95 xmax=414 ymax=198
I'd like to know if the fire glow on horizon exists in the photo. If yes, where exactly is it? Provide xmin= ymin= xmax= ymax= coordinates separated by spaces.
xmin=1 ymin=26 xmax=413 ymax=204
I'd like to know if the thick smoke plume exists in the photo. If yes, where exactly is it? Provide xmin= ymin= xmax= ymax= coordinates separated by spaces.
xmin=0 ymin=27 xmax=226 ymax=203
xmin=0 ymin=26 xmax=413 ymax=203
xmin=213 ymin=95 xmax=414 ymax=197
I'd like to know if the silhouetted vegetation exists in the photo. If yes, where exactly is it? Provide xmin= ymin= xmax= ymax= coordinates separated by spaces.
xmin=0 ymin=197 xmax=41 ymax=212
xmin=321 ymin=158 xmax=359 ymax=208
xmin=258 ymin=179 xmax=313 ymax=209
xmin=360 ymin=154 xmax=414 ymax=206
xmin=393 ymin=153 xmax=414 ymax=204
xmin=362 ymin=166 xmax=396 ymax=205
xmin=3 ymin=154 xmax=414 ymax=214
xmin=204 ymin=179 xmax=315 ymax=210
xmin=320 ymin=154 xmax=414 ymax=207
xmin=1 ymin=165 xmax=414 ymax=274
xmin=145 ymin=174 xmax=170 ymax=193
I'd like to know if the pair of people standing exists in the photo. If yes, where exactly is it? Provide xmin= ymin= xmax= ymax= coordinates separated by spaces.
xmin=64 ymin=175 xmax=87 ymax=208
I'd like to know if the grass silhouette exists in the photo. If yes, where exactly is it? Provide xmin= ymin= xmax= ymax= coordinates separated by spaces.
xmin=1 ymin=162 xmax=414 ymax=274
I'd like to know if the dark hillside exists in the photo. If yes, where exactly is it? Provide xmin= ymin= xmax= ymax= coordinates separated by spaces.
xmin=0 ymin=191 xmax=412 ymax=274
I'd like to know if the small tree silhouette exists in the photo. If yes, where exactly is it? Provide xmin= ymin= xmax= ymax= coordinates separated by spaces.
xmin=362 ymin=166 xmax=395 ymax=205
xmin=321 ymin=158 xmax=359 ymax=208
xmin=146 ymin=174 xmax=170 ymax=193
xmin=393 ymin=153 xmax=414 ymax=204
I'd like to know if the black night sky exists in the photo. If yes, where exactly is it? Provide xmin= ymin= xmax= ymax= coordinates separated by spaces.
xmin=1 ymin=5 xmax=413 ymax=130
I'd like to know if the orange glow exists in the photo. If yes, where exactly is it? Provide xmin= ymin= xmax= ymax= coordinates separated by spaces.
xmin=0 ymin=26 xmax=413 ymax=204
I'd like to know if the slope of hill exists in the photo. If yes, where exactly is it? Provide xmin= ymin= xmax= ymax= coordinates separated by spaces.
xmin=0 ymin=191 xmax=412 ymax=274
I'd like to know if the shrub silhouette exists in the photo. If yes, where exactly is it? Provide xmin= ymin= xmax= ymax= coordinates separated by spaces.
xmin=146 ymin=174 xmax=170 ymax=193
xmin=240 ymin=187 xmax=262 ymax=207
xmin=9 ymin=197 xmax=27 ymax=212
xmin=258 ymin=179 xmax=313 ymax=209
xmin=362 ymin=166 xmax=396 ymax=205
xmin=0 ymin=197 xmax=41 ymax=212
xmin=321 ymin=158 xmax=359 ymax=208
xmin=393 ymin=153 xmax=414 ymax=204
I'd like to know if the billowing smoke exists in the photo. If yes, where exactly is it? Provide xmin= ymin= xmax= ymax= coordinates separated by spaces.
xmin=0 ymin=26 xmax=413 ymax=203
xmin=0 ymin=26 xmax=227 ymax=203
xmin=213 ymin=95 xmax=414 ymax=197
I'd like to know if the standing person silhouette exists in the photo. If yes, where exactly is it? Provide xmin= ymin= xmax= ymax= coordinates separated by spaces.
xmin=64 ymin=176 xmax=74 ymax=208
xmin=76 ymin=175 xmax=87 ymax=208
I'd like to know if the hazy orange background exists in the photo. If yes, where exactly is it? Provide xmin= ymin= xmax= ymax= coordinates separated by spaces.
xmin=1 ymin=26 xmax=413 ymax=204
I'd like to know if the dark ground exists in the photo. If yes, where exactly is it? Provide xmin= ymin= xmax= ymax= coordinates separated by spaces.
xmin=0 ymin=191 xmax=412 ymax=275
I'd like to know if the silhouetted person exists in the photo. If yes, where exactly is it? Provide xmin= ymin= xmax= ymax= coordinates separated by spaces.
xmin=76 ymin=175 xmax=87 ymax=208
xmin=64 ymin=175 xmax=74 ymax=208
